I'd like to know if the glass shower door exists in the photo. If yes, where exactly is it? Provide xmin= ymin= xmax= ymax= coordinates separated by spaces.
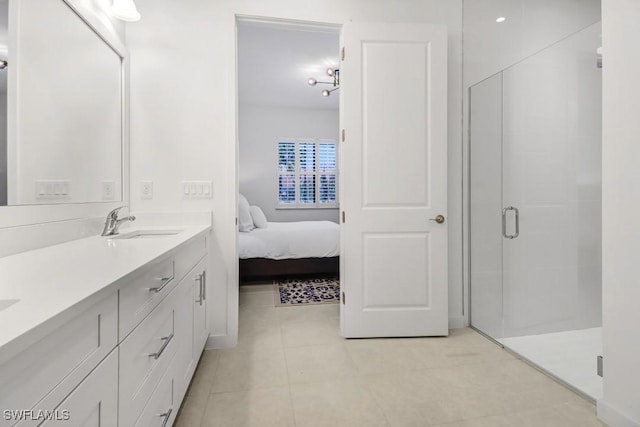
xmin=469 ymin=72 xmax=504 ymax=342
xmin=470 ymin=22 xmax=603 ymax=400
xmin=500 ymin=23 xmax=602 ymax=399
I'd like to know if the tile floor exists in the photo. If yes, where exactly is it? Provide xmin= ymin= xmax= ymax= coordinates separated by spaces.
xmin=175 ymin=284 xmax=606 ymax=427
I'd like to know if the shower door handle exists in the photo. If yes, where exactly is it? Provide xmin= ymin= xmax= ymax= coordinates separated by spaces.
xmin=502 ymin=206 xmax=519 ymax=239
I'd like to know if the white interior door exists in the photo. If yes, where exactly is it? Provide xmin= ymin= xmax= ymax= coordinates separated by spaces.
xmin=340 ymin=23 xmax=448 ymax=338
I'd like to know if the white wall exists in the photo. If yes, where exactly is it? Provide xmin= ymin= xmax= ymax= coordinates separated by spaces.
xmin=128 ymin=0 xmax=464 ymax=348
xmin=239 ymin=105 xmax=339 ymax=223
xmin=598 ymin=1 xmax=640 ymax=425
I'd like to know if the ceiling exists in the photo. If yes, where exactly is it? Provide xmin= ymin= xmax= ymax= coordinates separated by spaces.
xmin=238 ymin=21 xmax=340 ymax=111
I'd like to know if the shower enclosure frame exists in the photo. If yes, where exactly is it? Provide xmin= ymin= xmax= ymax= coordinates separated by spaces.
xmin=467 ymin=22 xmax=603 ymax=403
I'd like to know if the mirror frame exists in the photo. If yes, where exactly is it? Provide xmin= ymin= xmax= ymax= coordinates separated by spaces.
xmin=0 ymin=0 xmax=130 ymax=229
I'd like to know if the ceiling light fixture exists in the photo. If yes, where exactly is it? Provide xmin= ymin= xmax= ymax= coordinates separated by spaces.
xmin=307 ymin=67 xmax=340 ymax=97
xmin=112 ymin=0 xmax=141 ymax=22
xmin=496 ymin=16 xmax=506 ymax=23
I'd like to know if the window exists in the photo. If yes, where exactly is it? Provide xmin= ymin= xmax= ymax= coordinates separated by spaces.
xmin=278 ymin=139 xmax=338 ymax=208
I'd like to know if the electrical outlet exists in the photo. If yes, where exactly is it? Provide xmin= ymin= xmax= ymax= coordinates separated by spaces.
xmin=102 ymin=181 xmax=116 ymax=200
xmin=141 ymin=180 xmax=153 ymax=200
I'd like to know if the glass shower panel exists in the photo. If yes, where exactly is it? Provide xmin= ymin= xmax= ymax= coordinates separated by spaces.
xmin=500 ymin=22 xmax=602 ymax=399
xmin=469 ymin=73 xmax=504 ymax=342
xmin=501 ymin=22 xmax=602 ymax=338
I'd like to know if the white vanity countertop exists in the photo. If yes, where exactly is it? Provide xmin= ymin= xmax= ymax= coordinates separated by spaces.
xmin=0 ymin=225 xmax=210 ymax=365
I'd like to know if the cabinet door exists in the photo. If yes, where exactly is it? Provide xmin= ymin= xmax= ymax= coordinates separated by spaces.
xmin=193 ymin=259 xmax=208 ymax=355
xmin=38 ymin=350 xmax=117 ymax=426
xmin=173 ymin=257 xmax=208 ymax=405
xmin=173 ymin=270 xmax=195 ymax=402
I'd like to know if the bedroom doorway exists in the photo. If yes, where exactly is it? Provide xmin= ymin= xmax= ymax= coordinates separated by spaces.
xmin=235 ymin=18 xmax=342 ymax=314
xmin=235 ymin=18 xmax=450 ymax=340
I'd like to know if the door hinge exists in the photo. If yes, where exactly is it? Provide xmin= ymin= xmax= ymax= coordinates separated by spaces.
xmin=341 ymin=47 xmax=345 ymax=61
xmin=235 ymin=217 xmax=238 ymax=226
xmin=341 ymin=129 xmax=345 ymax=142
xmin=341 ymin=211 xmax=345 ymax=223
xmin=341 ymin=291 xmax=345 ymax=304
xmin=597 ymin=355 xmax=603 ymax=377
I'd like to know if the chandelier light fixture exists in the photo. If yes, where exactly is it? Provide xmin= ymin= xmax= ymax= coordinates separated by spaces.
xmin=112 ymin=0 xmax=141 ymax=22
xmin=308 ymin=67 xmax=340 ymax=97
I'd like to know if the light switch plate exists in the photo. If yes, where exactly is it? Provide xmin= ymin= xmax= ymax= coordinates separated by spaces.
xmin=35 ymin=180 xmax=71 ymax=200
xmin=181 ymin=181 xmax=212 ymax=198
xmin=141 ymin=180 xmax=153 ymax=200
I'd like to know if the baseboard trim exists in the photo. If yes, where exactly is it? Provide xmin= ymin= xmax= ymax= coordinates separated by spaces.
xmin=598 ymin=399 xmax=640 ymax=427
xmin=449 ymin=315 xmax=467 ymax=329
xmin=205 ymin=333 xmax=237 ymax=349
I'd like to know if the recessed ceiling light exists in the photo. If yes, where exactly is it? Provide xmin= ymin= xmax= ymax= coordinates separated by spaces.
xmin=496 ymin=17 xmax=506 ymax=23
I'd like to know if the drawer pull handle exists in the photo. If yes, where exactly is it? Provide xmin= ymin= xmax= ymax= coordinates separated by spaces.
xmin=148 ymin=333 xmax=174 ymax=360
xmin=195 ymin=273 xmax=203 ymax=304
xmin=148 ymin=275 xmax=174 ymax=293
xmin=202 ymin=270 xmax=206 ymax=302
xmin=195 ymin=270 xmax=207 ymax=306
xmin=159 ymin=408 xmax=172 ymax=427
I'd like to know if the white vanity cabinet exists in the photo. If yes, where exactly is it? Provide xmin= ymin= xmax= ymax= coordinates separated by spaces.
xmin=0 ymin=227 xmax=210 ymax=427
xmin=119 ymin=234 xmax=208 ymax=426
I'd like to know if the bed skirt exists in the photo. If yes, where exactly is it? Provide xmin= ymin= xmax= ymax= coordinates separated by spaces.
xmin=239 ymin=257 xmax=339 ymax=283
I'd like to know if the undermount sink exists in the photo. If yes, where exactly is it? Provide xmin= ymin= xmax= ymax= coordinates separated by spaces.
xmin=0 ymin=299 xmax=20 ymax=313
xmin=111 ymin=230 xmax=183 ymax=239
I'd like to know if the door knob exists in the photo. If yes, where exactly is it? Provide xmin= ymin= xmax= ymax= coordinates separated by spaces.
xmin=430 ymin=215 xmax=445 ymax=224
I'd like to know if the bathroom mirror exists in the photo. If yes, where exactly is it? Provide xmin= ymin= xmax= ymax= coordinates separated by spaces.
xmin=1 ymin=0 xmax=123 ymax=206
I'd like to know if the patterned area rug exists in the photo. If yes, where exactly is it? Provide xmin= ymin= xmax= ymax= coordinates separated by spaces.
xmin=274 ymin=278 xmax=340 ymax=306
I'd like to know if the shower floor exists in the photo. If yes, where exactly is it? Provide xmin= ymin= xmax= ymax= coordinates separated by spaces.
xmin=500 ymin=327 xmax=602 ymax=401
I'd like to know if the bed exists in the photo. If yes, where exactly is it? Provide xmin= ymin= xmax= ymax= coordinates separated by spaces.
xmin=239 ymin=220 xmax=340 ymax=282
xmin=237 ymin=194 xmax=340 ymax=282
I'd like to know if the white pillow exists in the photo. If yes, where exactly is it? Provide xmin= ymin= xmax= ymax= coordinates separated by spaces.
xmin=238 ymin=194 xmax=255 ymax=232
xmin=250 ymin=205 xmax=268 ymax=229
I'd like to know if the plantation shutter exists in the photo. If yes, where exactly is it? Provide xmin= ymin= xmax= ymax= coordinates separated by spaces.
xmin=277 ymin=140 xmax=338 ymax=208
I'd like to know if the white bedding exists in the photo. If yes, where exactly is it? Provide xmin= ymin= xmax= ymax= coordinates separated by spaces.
xmin=238 ymin=221 xmax=340 ymax=260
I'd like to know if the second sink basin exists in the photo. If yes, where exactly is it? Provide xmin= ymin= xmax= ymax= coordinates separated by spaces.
xmin=0 ymin=299 xmax=20 ymax=313
xmin=112 ymin=230 xmax=183 ymax=239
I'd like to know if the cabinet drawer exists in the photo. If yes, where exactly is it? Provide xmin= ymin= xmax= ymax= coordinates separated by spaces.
xmin=134 ymin=359 xmax=175 ymax=427
xmin=174 ymin=235 xmax=207 ymax=283
xmin=26 ymin=350 xmax=119 ymax=427
xmin=119 ymin=256 xmax=175 ymax=338
xmin=0 ymin=293 xmax=117 ymax=427
xmin=119 ymin=288 xmax=178 ymax=426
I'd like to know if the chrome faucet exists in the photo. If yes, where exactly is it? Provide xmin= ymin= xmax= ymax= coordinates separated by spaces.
xmin=101 ymin=206 xmax=136 ymax=236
